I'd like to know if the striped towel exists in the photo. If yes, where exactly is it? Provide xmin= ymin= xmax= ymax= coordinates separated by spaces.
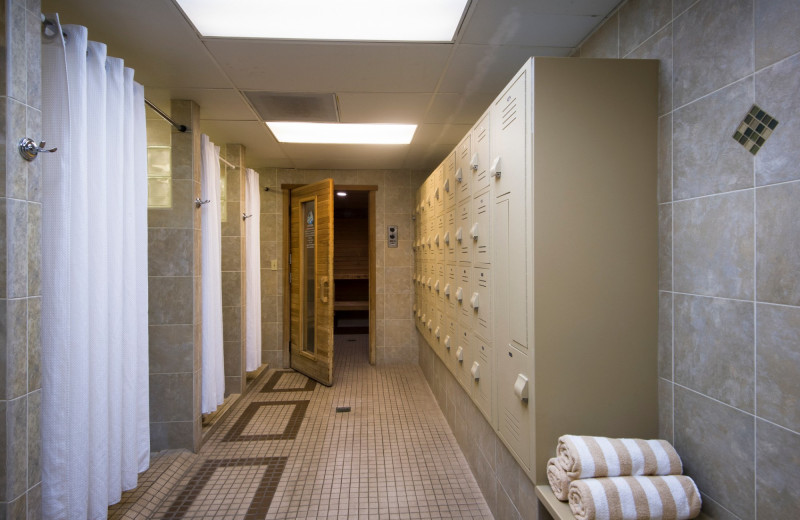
xmin=547 ymin=458 xmax=571 ymax=500
xmin=568 ymin=475 xmax=702 ymax=520
xmin=557 ymin=435 xmax=683 ymax=480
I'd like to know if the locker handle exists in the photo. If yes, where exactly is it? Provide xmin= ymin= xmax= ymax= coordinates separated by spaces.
xmin=471 ymin=362 xmax=481 ymax=380
xmin=470 ymin=153 xmax=479 ymax=171
xmin=490 ymin=156 xmax=502 ymax=179
xmin=426 ymin=236 xmax=431 ymax=247
xmin=412 ymin=303 xmax=417 ymax=312
xmin=514 ymin=374 xmax=529 ymax=403
xmin=434 ymin=233 xmax=440 ymax=246
xmin=455 ymin=168 xmax=463 ymax=183
xmin=416 ymin=309 xmax=421 ymax=318
xmin=444 ymin=178 xmax=451 ymax=193
xmin=470 ymin=292 xmax=480 ymax=309
xmin=434 ymin=280 xmax=440 ymax=292
xmin=427 ymin=196 xmax=431 ymax=206
xmin=443 ymin=283 xmax=450 ymax=297
xmin=427 ymin=277 xmax=432 ymax=288
xmin=444 ymin=335 xmax=451 ymax=350
xmin=435 ymin=187 xmax=440 ymax=200
xmin=456 ymin=287 xmax=463 ymax=302
xmin=470 ymin=222 xmax=479 ymax=240
xmin=427 ymin=319 xmax=433 ymax=331
xmin=444 ymin=231 xmax=450 ymax=245
xmin=456 ymin=346 xmax=464 ymax=362
xmin=456 ymin=227 xmax=463 ymax=243
xmin=434 ymin=326 xmax=440 ymax=339
xmin=422 ymin=313 xmax=426 ymax=322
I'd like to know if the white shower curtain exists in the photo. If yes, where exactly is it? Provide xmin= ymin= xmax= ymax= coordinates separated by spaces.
xmin=245 ymin=169 xmax=262 ymax=371
xmin=41 ymin=18 xmax=149 ymax=519
xmin=200 ymin=135 xmax=225 ymax=412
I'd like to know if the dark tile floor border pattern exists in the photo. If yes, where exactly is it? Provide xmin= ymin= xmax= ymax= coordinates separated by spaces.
xmin=261 ymin=370 xmax=317 ymax=393
xmin=222 ymin=400 xmax=310 ymax=442
xmin=158 ymin=456 xmax=288 ymax=520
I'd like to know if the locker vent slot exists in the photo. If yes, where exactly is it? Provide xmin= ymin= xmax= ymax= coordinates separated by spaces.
xmin=503 ymin=409 xmax=521 ymax=442
xmin=502 ymin=96 xmax=518 ymax=131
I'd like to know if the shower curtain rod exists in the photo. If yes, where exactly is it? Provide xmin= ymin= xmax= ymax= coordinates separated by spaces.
xmin=219 ymin=156 xmax=237 ymax=170
xmin=144 ymin=98 xmax=190 ymax=133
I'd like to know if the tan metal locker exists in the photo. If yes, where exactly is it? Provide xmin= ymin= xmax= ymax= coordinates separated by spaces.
xmin=472 ymin=111 xmax=491 ymax=193
xmin=444 ymin=151 xmax=456 ymax=210
xmin=471 ymin=337 xmax=494 ymax=425
xmin=454 ymin=327 xmax=473 ymax=394
xmin=433 ymin=165 xmax=444 ymax=217
xmin=435 ymin=215 xmax=444 ymax=264
xmin=472 ymin=267 xmax=491 ymax=340
xmin=444 ymin=264 xmax=457 ymax=316
xmin=472 ymin=188 xmax=492 ymax=267
xmin=456 ymin=199 xmax=471 ymax=265
xmin=497 ymin=344 xmax=531 ymax=470
xmin=493 ymin=196 xmax=528 ymax=352
xmin=444 ymin=208 xmax=456 ymax=264
xmin=455 ymin=132 xmax=472 ymax=203
xmin=456 ymin=266 xmax=471 ymax=328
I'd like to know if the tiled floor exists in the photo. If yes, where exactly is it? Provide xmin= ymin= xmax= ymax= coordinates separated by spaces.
xmin=110 ymin=335 xmax=493 ymax=519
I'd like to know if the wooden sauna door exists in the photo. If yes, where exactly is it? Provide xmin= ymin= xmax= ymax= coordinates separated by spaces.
xmin=289 ymin=179 xmax=335 ymax=386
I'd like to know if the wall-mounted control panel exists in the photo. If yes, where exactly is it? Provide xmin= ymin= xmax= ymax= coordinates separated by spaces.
xmin=388 ymin=225 xmax=398 ymax=248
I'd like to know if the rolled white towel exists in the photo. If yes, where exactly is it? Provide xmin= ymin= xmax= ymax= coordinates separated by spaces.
xmin=557 ymin=435 xmax=683 ymax=480
xmin=547 ymin=457 xmax=571 ymax=500
xmin=568 ymin=475 xmax=702 ymax=520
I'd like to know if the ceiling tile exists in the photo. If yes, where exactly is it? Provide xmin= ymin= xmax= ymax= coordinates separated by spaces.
xmin=439 ymin=45 xmax=567 ymax=95
xmin=337 ymin=93 xmax=433 ymax=124
xmin=404 ymin=143 xmax=457 ymax=170
xmin=204 ymin=40 xmax=453 ymax=92
xmin=424 ymin=92 xmax=497 ymax=125
xmin=42 ymin=0 xmax=230 ymax=88
xmin=281 ymin=144 xmax=409 ymax=170
xmin=163 ymin=88 xmax=257 ymax=120
xmin=412 ymin=124 xmax=472 ymax=149
xmin=199 ymin=120 xmax=289 ymax=168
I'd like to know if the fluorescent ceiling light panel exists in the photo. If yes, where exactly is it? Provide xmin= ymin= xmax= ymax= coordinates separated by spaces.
xmin=267 ymin=122 xmax=417 ymax=144
xmin=175 ymin=0 xmax=469 ymax=41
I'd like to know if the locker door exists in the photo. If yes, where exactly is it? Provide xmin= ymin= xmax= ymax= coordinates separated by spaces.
xmin=472 ymin=268 xmax=492 ymax=341
xmin=435 ymin=262 xmax=445 ymax=313
xmin=497 ymin=344 xmax=531 ymax=470
xmin=491 ymin=70 xmax=527 ymax=200
xmin=457 ymin=266 xmax=471 ymax=328
xmin=445 ymin=315 xmax=458 ymax=372
xmin=434 ymin=164 xmax=445 ymax=217
xmin=472 ymin=111 xmax=491 ymax=193
xmin=435 ymin=215 xmax=444 ymax=264
xmin=444 ymin=264 xmax=457 ymax=317
xmin=456 ymin=132 xmax=472 ymax=203
xmin=444 ymin=151 xmax=456 ymax=210
xmin=472 ymin=188 xmax=492 ymax=266
xmin=455 ymin=327 xmax=473 ymax=394
xmin=494 ymin=196 xmax=528 ymax=351
xmin=471 ymin=338 xmax=494 ymax=425
xmin=456 ymin=199 xmax=472 ymax=265
xmin=444 ymin=208 xmax=456 ymax=265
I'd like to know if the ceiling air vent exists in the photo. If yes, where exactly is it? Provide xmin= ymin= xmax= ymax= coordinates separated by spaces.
xmin=244 ymin=91 xmax=339 ymax=123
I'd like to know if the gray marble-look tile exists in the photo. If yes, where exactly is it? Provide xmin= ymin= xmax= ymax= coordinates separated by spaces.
xmin=755 ymin=0 xmax=800 ymax=70
xmin=6 ymin=198 xmax=27 ymax=299
xmin=27 ymin=296 xmax=40 ymax=392
xmin=221 ymin=270 xmax=242 ymax=308
xmin=27 ymin=389 xmax=40 ymax=488
xmin=673 ymin=79 xmax=754 ymax=200
xmin=149 ymin=372 xmax=194 ymax=422
xmin=496 ymin=440 xmax=521 ymax=507
xmin=658 ymin=292 xmax=673 ymax=380
xmin=658 ymin=378 xmax=674 ymax=443
xmin=223 ymin=340 xmax=243 ymax=378
xmin=222 ymin=305 xmax=242 ymax=342
xmin=756 ymin=303 xmax=800 ymax=432
xmin=26 ymin=202 xmax=40 ymax=296
xmin=148 ymin=228 xmax=193 ymax=277
xmin=7 ymin=0 xmax=27 ymax=103
xmin=220 ymin=236 xmax=242 ymax=272
xmin=756 ymin=181 xmax=800 ymax=306
xmin=658 ymin=204 xmax=672 ymax=291
xmin=0 ymin=400 xmax=4 ymax=500
xmin=25 ymin=8 xmax=41 ymax=110
xmin=496 ymin=485 xmax=523 ymax=520
xmin=756 ymin=419 xmax=800 ymax=518
xmin=27 ymin=482 xmax=42 ymax=520
xmin=657 ymin=114 xmax=672 ymax=204
xmin=698 ymin=493 xmax=742 ymax=520
xmin=149 ymin=420 xmax=195 ymax=452
xmin=580 ymin=12 xmax=619 ymax=58
xmin=755 ymin=52 xmax=800 ymax=187
xmin=674 ymin=385 xmax=755 ymax=519
xmin=6 ymin=395 xmax=28 ymax=499
xmin=674 ymin=293 xmax=754 ymax=411
xmin=629 ymin=24 xmax=673 ymax=118
xmin=619 ymin=0 xmax=672 ymax=58
xmin=673 ymin=0 xmax=753 ymax=107
xmin=0 ymin=200 xmax=4 ymax=297
xmin=148 ymin=276 xmax=193 ymax=326
xmin=2 ymin=298 xmax=28 ymax=400
xmin=673 ymin=190 xmax=754 ymax=300
xmin=220 ymin=201 xmax=241 ymax=237
xmin=149 ymin=324 xmax=194 ymax=374
xmin=5 ymin=99 xmax=28 ymax=201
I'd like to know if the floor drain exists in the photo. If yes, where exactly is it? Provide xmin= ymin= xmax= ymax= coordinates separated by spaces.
xmin=335 ymin=406 xmax=351 ymax=413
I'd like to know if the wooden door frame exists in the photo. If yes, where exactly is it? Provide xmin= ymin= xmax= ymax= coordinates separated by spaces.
xmin=282 ymin=184 xmax=378 ymax=368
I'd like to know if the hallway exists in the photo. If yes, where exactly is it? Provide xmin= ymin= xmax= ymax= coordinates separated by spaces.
xmin=109 ymin=336 xmax=493 ymax=519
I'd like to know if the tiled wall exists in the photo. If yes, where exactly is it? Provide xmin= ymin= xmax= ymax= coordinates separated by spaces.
xmin=220 ymin=144 xmax=246 ymax=396
xmin=147 ymin=100 xmax=202 ymax=452
xmin=1 ymin=0 xmax=43 ymax=517
xmin=256 ymin=168 xmax=424 ymax=367
xmin=576 ymin=1 xmax=800 ymax=518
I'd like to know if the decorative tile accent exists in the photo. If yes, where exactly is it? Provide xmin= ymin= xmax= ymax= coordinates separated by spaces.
xmin=732 ymin=105 xmax=779 ymax=155
xmin=222 ymin=400 xmax=308 ymax=442
xmin=158 ymin=457 xmax=287 ymax=520
xmin=260 ymin=370 xmax=316 ymax=393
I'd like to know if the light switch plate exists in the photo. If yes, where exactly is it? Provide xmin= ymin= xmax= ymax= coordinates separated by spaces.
xmin=271 ymin=259 xmax=278 ymax=270
xmin=388 ymin=225 xmax=398 ymax=248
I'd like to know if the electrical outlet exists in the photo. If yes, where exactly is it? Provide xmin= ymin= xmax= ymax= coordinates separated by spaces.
xmin=271 ymin=259 xmax=278 ymax=271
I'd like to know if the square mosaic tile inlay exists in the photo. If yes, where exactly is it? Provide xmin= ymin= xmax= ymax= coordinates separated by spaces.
xmin=108 ymin=335 xmax=493 ymax=519
xmin=733 ymin=104 xmax=779 ymax=155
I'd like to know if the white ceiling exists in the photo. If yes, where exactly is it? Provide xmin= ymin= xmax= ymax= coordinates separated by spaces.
xmin=43 ymin=0 xmax=621 ymax=171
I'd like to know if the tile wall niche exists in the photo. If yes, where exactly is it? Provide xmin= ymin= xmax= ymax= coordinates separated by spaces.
xmin=256 ymin=168 xmax=425 ymax=368
xmin=576 ymin=0 xmax=800 ymax=518
xmin=1 ymin=0 xmax=43 ymax=517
